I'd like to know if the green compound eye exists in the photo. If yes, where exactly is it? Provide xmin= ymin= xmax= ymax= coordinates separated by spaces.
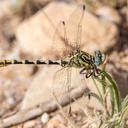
xmin=94 ymin=50 xmax=106 ymax=66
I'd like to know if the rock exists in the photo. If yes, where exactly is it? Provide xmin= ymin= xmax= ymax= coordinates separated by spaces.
xmin=33 ymin=0 xmax=53 ymax=6
xmin=19 ymin=1 xmax=118 ymax=112
xmin=41 ymin=113 xmax=50 ymax=124
xmin=0 ymin=65 xmax=33 ymax=80
xmin=21 ymin=66 xmax=58 ymax=110
xmin=107 ymin=51 xmax=128 ymax=98
xmin=16 ymin=2 xmax=118 ymax=59
xmin=46 ymin=114 xmax=67 ymax=128
xmin=0 ymin=0 xmax=13 ymax=19
xmin=96 ymin=6 xmax=121 ymax=24
xmin=0 ymin=33 xmax=9 ymax=58
xmin=21 ymin=65 xmax=103 ymax=110
xmin=4 ymin=89 xmax=16 ymax=107
xmin=0 ymin=64 xmax=34 ymax=112
xmin=121 ymin=56 xmax=128 ymax=64
xmin=23 ymin=120 xmax=36 ymax=128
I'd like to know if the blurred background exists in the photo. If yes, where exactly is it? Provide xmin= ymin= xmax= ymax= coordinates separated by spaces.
xmin=0 ymin=0 xmax=127 ymax=127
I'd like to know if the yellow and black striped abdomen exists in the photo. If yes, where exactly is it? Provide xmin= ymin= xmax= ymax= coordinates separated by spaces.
xmin=0 ymin=59 xmax=61 ymax=67
xmin=0 ymin=60 xmax=14 ymax=67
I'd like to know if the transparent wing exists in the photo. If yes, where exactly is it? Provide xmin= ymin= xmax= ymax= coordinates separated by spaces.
xmin=52 ymin=67 xmax=88 ymax=107
xmin=52 ymin=21 xmax=70 ymax=59
xmin=65 ymin=4 xmax=85 ymax=52
xmin=51 ymin=67 xmax=73 ymax=116
xmin=71 ymin=67 xmax=87 ymax=90
xmin=51 ymin=67 xmax=71 ymax=104
xmin=52 ymin=5 xmax=85 ymax=59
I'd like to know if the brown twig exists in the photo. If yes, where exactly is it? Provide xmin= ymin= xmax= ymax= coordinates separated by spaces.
xmin=0 ymin=84 xmax=88 ymax=128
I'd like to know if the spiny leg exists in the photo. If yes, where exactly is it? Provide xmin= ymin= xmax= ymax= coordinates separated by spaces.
xmin=86 ymin=70 xmax=93 ymax=78
xmin=80 ymin=67 xmax=93 ymax=78
xmin=93 ymin=66 xmax=102 ymax=77
xmin=80 ymin=67 xmax=86 ymax=74
xmin=81 ymin=66 xmax=102 ymax=78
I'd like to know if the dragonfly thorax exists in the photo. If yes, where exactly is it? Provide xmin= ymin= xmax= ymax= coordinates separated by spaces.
xmin=61 ymin=50 xmax=106 ymax=69
xmin=61 ymin=50 xmax=95 ymax=69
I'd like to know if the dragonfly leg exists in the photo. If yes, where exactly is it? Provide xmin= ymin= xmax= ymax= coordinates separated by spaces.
xmin=93 ymin=66 xmax=101 ymax=77
xmin=86 ymin=70 xmax=93 ymax=78
xmin=80 ymin=68 xmax=92 ymax=78
xmin=80 ymin=67 xmax=86 ymax=74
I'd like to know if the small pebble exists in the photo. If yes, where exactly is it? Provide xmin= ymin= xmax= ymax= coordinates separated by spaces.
xmin=41 ymin=112 xmax=50 ymax=124
xmin=96 ymin=6 xmax=121 ymax=24
xmin=46 ymin=114 xmax=67 ymax=128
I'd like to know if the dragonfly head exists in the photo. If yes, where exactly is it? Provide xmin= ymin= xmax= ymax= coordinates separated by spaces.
xmin=94 ymin=50 xmax=106 ymax=66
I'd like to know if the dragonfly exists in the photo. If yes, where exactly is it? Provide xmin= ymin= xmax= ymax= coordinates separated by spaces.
xmin=0 ymin=5 xmax=106 ymax=110
xmin=0 ymin=49 xmax=105 ymax=77
xmin=0 ymin=5 xmax=106 ymax=78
